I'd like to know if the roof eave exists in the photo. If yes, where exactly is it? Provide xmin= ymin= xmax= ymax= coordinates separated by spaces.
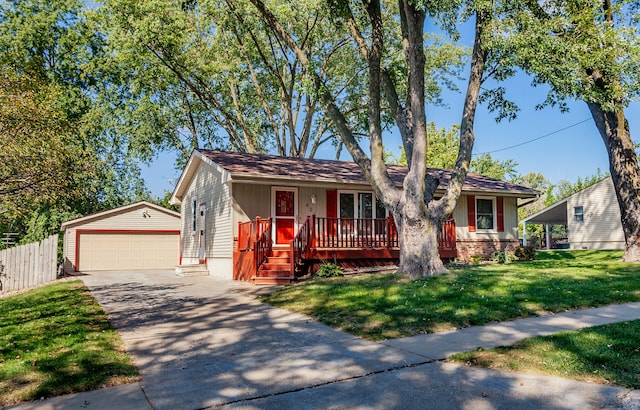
xmin=60 ymin=201 xmax=180 ymax=231
xmin=230 ymin=173 xmax=537 ymax=197
xmin=521 ymin=198 xmax=569 ymax=224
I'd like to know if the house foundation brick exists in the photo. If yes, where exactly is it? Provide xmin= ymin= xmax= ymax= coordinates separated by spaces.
xmin=456 ymin=239 xmax=519 ymax=261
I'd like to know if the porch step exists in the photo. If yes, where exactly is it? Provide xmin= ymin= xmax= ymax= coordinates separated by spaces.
xmin=258 ymin=269 xmax=292 ymax=277
xmin=265 ymin=257 xmax=289 ymax=264
xmin=270 ymin=249 xmax=291 ymax=258
xmin=262 ymin=262 xmax=290 ymax=270
xmin=175 ymin=264 xmax=208 ymax=277
xmin=252 ymin=276 xmax=295 ymax=285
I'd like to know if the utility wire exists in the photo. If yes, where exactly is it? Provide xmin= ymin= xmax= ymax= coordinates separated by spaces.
xmin=473 ymin=118 xmax=593 ymax=156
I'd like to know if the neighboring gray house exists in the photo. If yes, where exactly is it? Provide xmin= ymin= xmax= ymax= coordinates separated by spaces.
xmin=521 ymin=177 xmax=624 ymax=250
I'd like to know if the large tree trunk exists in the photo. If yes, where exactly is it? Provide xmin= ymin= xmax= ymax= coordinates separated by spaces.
xmin=587 ymin=102 xmax=640 ymax=262
xmin=394 ymin=209 xmax=446 ymax=278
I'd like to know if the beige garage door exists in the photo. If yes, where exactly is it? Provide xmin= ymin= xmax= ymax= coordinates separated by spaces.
xmin=77 ymin=232 xmax=179 ymax=271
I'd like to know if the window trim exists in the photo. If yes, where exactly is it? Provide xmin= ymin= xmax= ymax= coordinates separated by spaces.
xmin=574 ymin=206 xmax=584 ymax=223
xmin=475 ymin=196 xmax=497 ymax=232
xmin=336 ymin=190 xmax=386 ymax=219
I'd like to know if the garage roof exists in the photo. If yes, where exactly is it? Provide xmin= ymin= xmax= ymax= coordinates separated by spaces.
xmin=61 ymin=201 xmax=180 ymax=231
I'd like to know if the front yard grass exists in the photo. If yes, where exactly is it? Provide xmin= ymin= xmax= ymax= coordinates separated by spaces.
xmin=449 ymin=319 xmax=640 ymax=389
xmin=0 ymin=280 xmax=139 ymax=407
xmin=260 ymin=250 xmax=640 ymax=340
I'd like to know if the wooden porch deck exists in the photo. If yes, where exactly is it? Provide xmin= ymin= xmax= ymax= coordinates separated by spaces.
xmin=233 ymin=216 xmax=458 ymax=284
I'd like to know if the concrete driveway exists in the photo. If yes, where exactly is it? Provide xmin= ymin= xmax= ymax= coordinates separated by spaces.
xmin=74 ymin=270 xmax=637 ymax=410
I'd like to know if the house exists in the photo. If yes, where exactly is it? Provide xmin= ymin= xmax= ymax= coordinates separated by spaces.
xmin=170 ymin=150 xmax=538 ymax=284
xmin=521 ymin=176 xmax=624 ymax=250
xmin=61 ymin=201 xmax=181 ymax=273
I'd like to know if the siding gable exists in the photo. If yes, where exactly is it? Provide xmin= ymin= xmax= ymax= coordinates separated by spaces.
xmin=566 ymin=177 xmax=624 ymax=249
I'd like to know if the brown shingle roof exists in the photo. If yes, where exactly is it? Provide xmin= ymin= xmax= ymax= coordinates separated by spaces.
xmin=199 ymin=150 xmax=538 ymax=197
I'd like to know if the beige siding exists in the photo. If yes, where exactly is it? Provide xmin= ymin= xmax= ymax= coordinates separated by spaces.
xmin=567 ymin=178 xmax=624 ymax=250
xmin=297 ymin=186 xmax=326 ymax=221
xmin=232 ymin=184 xmax=271 ymax=223
xmin=63 ymin=204 xmax=180 ymax=272
xmin=180 ymin=161 xmax=233 ymax=267
xmin=455 ymin=194 xmax=518 ymax=241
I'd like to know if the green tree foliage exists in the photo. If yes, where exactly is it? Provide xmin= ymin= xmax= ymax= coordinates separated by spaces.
xmin=0 ymin=0 xmax=151 ymax=244
xmin=469 ymin=153 xmax=518 ymax=180
xmin=386 ymin=122 xmax=460 ymax=169
xmin=388 ymin=124 xmax=518 ymax=181
xmin=94 ymin=0 xmax=384 ymax=162
xmin=0 ymin=73 xmax=94 ymax=217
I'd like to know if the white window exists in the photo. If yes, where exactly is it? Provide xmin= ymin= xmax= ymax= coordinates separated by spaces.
xmin=338 ymin=191 xmax=386 ymax=219
xmin=574 ymin=206 xmax=584 ymax=222
xmin=476 ymin=197 xmax=495 ymax=230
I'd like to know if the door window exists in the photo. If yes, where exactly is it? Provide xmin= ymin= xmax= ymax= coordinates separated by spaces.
xmin=276 ymin=191 xmax=295 ymax=217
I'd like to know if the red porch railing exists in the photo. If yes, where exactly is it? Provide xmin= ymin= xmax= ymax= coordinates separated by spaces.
xmin=290 ymin=216 xmax=456 ymax=273
xmin=237 ymin=217 xmax=272 ymax=270
xmin=313 ymin=216 xmax=398 ymax=248
xmin=291 ymin=216 xmax=314 ymax=274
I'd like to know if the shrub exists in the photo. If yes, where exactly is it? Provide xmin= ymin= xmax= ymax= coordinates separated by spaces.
xmin=514 ymin=246 xmax=536 ymax=261
xmin=491 ymin=251 xmax=506 ymax=263
xmin=470 ymin=255 xmax=483 ymax=265
xmin=492 ymin=251 xmax=518 ymax=264
xmin=316 ymin=263 xmax=344 ymax=278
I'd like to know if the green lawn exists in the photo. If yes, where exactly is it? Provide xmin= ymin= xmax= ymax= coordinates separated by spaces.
xmin=0 ymin=280 xmax=139 ymax=407
xmin=260 ymin=250 xmax=640 ymax=340
xmin=449 ymin=320 xmax=640 ymax=389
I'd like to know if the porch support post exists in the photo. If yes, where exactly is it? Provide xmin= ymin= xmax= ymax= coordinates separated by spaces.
xmin=311 ymin=215 xmax=316 ymax=249
xmin=545 ymin=224 xmax=551 ymax=250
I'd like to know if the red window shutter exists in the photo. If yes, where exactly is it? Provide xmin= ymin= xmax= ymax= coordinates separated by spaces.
xmin=467 ymin=195 xmax=476 ymax=232
xmin=497 ymin=196 xmax=504 ymax=232
xmin=326 ymin=189 xmax=337 ymax=218
xmin=326 ymin=189 xmax=338 ymax=236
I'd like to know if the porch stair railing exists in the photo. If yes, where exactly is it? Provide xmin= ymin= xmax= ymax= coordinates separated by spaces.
xmin=237 ymin=217 xmax=273 ymax=272
xmin=291 ymin=215 xmax=314 ymax=276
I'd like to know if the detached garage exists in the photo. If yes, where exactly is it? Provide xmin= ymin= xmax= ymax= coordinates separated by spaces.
xmin=62 ymin=201 xmax=181 ymax=273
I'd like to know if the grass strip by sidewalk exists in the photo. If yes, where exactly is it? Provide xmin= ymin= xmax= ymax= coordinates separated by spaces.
xmin=449 ymin=320 xmax=640 ymax=389
xmin=0 ymin=280 xmax=139 ymax=407
xmin=260 ymin=250 xmax=640 ymax=340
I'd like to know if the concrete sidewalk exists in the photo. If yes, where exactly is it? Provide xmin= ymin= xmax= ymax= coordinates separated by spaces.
xmin=6 ymin=272 xmax=639 ymax=410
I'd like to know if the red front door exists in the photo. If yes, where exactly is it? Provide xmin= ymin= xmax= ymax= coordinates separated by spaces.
xmin=274 ymin=190 xmax=296 ymax=244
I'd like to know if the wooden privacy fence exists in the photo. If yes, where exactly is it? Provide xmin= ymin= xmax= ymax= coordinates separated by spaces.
xmin=0 ymin=234 xmax=58 ymax=294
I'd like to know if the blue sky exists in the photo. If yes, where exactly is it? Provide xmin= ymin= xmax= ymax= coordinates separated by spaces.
xmin=141 ymin=68 xmax=639 ymax=198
